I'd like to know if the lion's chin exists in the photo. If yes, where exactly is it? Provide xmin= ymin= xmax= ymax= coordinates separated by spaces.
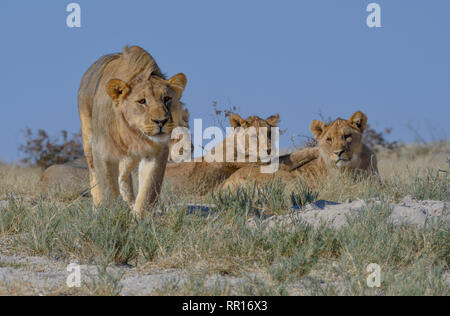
xmin=335 ymin=158 xmax=351 ymax=168
xmin=147 ymin=133 xmax=170 ymax=144
xmin=138 ymin=127 xmax=170 ymax=144
xmin=336 ymin=161 xmax=349 ymax=168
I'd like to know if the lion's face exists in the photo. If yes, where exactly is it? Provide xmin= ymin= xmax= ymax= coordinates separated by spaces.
xmin=229 ymin=113 xmax=279 ymax=159
xmin=310 ymin=111 xmax=367 ymax=168
xmin=106 ymin=73 xmax=187 ymax=143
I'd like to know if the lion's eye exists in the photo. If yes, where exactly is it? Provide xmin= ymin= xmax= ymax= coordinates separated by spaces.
xmin=163 ymin=96 xmax=172 ymax=107
xmin=137 ymin=99 xmax=146 ymax=105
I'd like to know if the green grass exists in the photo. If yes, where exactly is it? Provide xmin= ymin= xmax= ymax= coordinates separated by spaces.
xmin=84 ymin=264 xmax=125 ymax=296
xmin=211 ymin=179 xmax=319 ymax=216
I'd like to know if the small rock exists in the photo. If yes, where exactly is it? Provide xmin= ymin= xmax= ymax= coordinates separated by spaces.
xmin=247 ymin=198 xmax=448 ymax=231
xmin=248 ymin=200 xmax=367 ymax=230
xmin=390 ymin=198 xmax=448 ymax=227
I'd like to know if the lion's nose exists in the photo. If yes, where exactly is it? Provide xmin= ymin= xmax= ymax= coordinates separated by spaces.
xmin=334 ymin=149 xmax=345 ymax=157
xmin=152 ymin=118 xmax=169 ymax=128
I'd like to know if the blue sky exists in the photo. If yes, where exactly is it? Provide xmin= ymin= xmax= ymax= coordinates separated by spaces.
xmin=1 ymin=0 xmax=449 ymax=162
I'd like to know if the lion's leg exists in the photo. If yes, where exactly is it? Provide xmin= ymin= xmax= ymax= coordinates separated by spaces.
xmin=94 ymin=158 xmax=119 ymax=206
xmin=281 ymin=147 xmax=319 ymax=171
xmin=134 ymin=157 xmax=168 ymax=219
xmin=89 ymin=169 xmax=101 ymax=206
xmin=79 ymin=105 xmax=102 ymax=204
xmin=118 ymin=158 xmax=138 ymax=209
xmin=292 ymin=157 xmax=326 ymax=189
xmin=85 ymin=153 xmax=101 ymax=206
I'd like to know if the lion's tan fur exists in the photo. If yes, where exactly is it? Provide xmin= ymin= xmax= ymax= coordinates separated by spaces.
xmin=221 ymin=111 xmax=378 ymax=190
xmin=219 ymin=147 xmax=318 ymax=190
xmin=293 ymin=111 xmax=378 ymax=182
xmin=78 ymin=46 xmax=187 ymax=217
xmin=164 ymin=114 xmax=280 ymax=194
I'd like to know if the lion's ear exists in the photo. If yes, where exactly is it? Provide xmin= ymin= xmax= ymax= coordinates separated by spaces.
xmin=349 ymin=111 xmax=367 ymax=133
xmin=182 ymin=109 xmax=190 ymax=123
xmin=169 ymin=73 xmax=187 ymax=98
xmin=266 ymin=114 xmax=280 ymax=127
xmin=229 ymin=114 xmax=245 ymax=128
xmin=310 ymin=120 xmax=325 ymax=139
xmin=106 ymin=79 xmax=130 ymax=105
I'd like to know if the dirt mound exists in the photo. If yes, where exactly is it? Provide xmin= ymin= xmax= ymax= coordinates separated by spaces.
xmin=248 ymin=196 xmax=449 ymax=230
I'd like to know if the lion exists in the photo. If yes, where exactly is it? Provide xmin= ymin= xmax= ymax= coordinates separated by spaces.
xmin=163 ymin=113 xmax=280 ymax=194
xmin=78 ymin=46 xmax=187 ymax=217
xmin=220 ymin=111 xmax=378 ymax=190
xmin=293 ymin=111 xmax=378 ymax=180
xmin=219 ymin=147 xmax=318 ymax=190
xmin=39 ymin=108 xmax=190 ymax=197
xmin=39 ymin=157 xmax=90 ymax=198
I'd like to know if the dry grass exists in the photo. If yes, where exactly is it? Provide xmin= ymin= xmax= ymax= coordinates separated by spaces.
xmin=312 ymin=142 xmax=449 ymax=202
xmin=0 ymin=165 xmax=41 ymax=199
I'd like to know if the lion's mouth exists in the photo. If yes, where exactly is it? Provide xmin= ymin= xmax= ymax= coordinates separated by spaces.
xmin=335 ymin=157 xmax=351 ymax=167
xmin=138 ymin=128 xmax=169 ymax=142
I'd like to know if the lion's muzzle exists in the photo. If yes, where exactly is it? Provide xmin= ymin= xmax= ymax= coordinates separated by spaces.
xmin=152 ymin=118 xmax=169 ymax=128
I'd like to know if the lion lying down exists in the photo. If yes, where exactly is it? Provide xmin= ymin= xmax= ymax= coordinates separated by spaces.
xmin=164 ymin=113 xmax=281 ymax=195
xmin=220 ymin=111 xmax=379 ymax=190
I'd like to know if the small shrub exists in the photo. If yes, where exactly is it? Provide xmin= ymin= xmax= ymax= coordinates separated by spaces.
xmin=255 ymin=180 xmax=286 ymax=212
xmin=211 ymin=101 xmax=239 ymax=131
xmin=270 ymin=249 xmax=316 ymax=283
xmin=0 ymin=197 xmax=28 ymax=235
xmin=363 ymin=124 xmax=399 ymax=151
xmin=76 ymin=202 xmax=137 ymax=265
xmin=135 ymin=219 xmax=159 ymax=262
xmin=211 ymin=180 xmax=290 ymax=215
xmin=212 ymin=180 xmax=319 ymax=214
xmin=211 ymin=185 xmax=257 ymax=215
xmin=407 ymin=169 xmax=449 ymax=201
xmin=236 ymin=274 xmax=288 ymax=296
xmin=19 ymin=201 xmax=64 ymax=257
xmin=85 ymin=264 xmax=124 ymax=296
xmin=19 ymin=128 xmax=84 ymax=168
xmin=290 ymin=180 xmax=319 ymax=208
